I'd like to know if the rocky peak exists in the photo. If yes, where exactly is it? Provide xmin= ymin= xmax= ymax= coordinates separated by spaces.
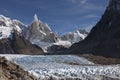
xmin=107 ymin=0 xmax=120 ymax=12
xmin=34 ymin=14 xmax=39 ymax=22
xmin=24 ymin=14 xmax=59 ymax=51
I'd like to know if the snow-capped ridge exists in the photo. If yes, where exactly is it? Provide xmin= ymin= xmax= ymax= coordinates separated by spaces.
xmin=0 ymin=15 xmax=26 ymax=39
xmin=60 ymin=29 xmax=88 ymax=43
xmin=44 ymin=23 xmax=51 ymax=32
xmin=0 ymin=14 xmax=89 ymax=53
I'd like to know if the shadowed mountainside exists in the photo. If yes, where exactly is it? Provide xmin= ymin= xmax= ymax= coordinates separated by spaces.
xmin=69 ymin=0 xmax=120 ymax=58
xmin=0 ymin=31 xmax=43 ymax=54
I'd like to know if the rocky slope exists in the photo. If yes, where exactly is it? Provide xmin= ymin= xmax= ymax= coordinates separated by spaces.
xmin=0 ymin=56 xmax=37 ymax=80
xmin=69 ymin=0 xmax=120 ymax=58
xmin=0 ymin=15 xmax=43 ymax=54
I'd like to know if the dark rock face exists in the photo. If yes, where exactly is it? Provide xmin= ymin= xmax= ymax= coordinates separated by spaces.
xmin=0 ymin=56 xmax=37 ymax=80
xmin=69 ymin=0 xmax=120 ymax=58
xmin=0 ymin=31 xmax=43 ymax=54
xmin=47 ymin=45 xmax=68 ymax=53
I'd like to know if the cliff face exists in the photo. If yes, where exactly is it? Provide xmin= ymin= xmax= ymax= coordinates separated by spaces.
xmin=69 ymin=0 xmax=120 ymax=58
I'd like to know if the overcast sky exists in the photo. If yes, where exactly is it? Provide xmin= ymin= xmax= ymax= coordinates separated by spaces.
xmin=0 ymin=0 xmax=109 ymax=34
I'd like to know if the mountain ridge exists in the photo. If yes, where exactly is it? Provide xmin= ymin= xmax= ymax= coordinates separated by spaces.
xmin=0 ymin=15 xmax=43 ymax=54
xmin=0 ymin=14 xmax=88 ymax=53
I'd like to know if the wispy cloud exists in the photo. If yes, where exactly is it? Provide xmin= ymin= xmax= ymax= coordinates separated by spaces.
xmin=66 ymin=0 xmax=105 ymax=11
xmin=80 ymin=23 xmax=95 ymax=32
xmin=0 ymin=8 xmax=8 ymax=14
xmin=82 ymin=3 xmax=105 ymax=11
xmin=84 ymin=14 xmax=99 ymax=19
xmin=67 ymin=0 xmax=87 ymax=4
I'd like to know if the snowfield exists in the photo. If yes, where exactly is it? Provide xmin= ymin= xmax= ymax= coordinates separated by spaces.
xmin=0 ymin=54 xmax=120 ymax=80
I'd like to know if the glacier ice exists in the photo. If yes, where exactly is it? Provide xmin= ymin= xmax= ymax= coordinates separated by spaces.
xmin=0 ymin=54 xmax=120 ymax=80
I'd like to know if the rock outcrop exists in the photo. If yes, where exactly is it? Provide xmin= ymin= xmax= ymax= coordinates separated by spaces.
xmin=0 ymin=56 xmax=37 ymax=80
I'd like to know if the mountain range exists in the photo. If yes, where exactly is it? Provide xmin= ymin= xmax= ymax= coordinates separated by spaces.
xmin=0 ymin=0 xmax=119 ymax=57
xmin=0 ymin=14 xmax=88 ymax=54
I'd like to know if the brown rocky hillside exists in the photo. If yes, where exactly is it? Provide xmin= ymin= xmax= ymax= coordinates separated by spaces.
xmin=0 ymin=56 xmax=37 ymax=80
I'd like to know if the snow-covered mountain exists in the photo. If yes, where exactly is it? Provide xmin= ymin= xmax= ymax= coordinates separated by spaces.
xmin=24 ymin=14 xmax=59 ymax=51
xmin=0 ymin=15 xmax=43 ymax=54
xmin=0 ymin=14 xmax=89 ymax=53
xmin=0 ymin=15 xmax=26 ymax=39
xmin=60 ymin=29 xmax=88 ymax=43
xmin=47 ymin=30 xmax=88 ymax=53
xmin=25 ymin=14 xmax=59 ymax=43
xmin=24 ymin=14 xmax=89 ymax=52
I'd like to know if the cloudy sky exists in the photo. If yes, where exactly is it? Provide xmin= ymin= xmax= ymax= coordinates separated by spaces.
xmin=0 ymin=0 xmax=109 ymax=34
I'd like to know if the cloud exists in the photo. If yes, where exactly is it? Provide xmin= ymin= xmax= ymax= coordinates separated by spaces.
xmin=79 ymin=24 xmax=95 ymax=32
xmin=66 ymin=0 xmax=105 ymax=11
xmin=84 ymin=14 xmax=99 ymax=19
xmin=66 ymin=0 xmax=87 ymax=5
xmin=82 ymin=3 xmax=105 ymax=11
xmin=0 ymin=8 xmax=8 ymax=14
xmin=68 ymin=0 xmax=87 ymax=4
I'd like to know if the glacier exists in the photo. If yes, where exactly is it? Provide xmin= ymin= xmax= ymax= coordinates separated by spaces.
xmin=0 ymin=54 xmax=120 ymax=80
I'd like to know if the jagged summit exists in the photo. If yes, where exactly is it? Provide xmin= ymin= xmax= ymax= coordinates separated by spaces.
xmin=24 ymin=14 xmax=59 ymax=51
xmin=0 ymin=15 xmax=88 ymax=53
xmin=34 ymin=14 xmax=39 ymax=22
